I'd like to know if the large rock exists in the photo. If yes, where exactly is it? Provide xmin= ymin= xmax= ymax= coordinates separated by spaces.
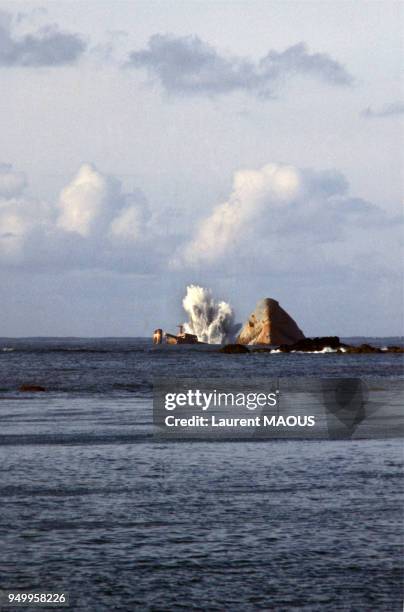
xmin=236 ymin=298 xmax=305 ymax=346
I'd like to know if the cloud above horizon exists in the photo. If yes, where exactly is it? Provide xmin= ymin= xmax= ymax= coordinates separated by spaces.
xmin=0 ymin=11 xmax=86 ymax=66
xmin=361 ymin=101 xmax=404 ymax=119
xmin=0 ymin=160 xmax=399 ymax=284
xmin=172 ymin=162 xmax=399 ymax=276
xmin=127 ymin=34 xmax=353 ymax=97
xmin=0 ymin=163 xmax=156 ymax=271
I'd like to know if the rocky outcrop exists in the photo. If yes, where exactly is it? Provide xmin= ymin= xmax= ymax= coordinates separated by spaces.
xmin=384 ymin=346 xmax=404 ymax=353
xmin=236 ymin=298 xmax=304 ymax=346
xmin=278 ymin=336 xmax=344 ymax=352
xmin=335 ymin=343 xmax=403 ymax=354
xmin=342 ymin=344 xmax=382 ymax=354
xmin=220 ymin=337 xmax=403 ymax=354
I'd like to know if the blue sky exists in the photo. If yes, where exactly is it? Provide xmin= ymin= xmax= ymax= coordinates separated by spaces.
xmin=0 ymin=1 xmax=402 ymax=336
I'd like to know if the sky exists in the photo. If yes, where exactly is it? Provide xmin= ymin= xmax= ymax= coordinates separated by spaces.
xmin=0 ymin=0 xmax=402 ymax=337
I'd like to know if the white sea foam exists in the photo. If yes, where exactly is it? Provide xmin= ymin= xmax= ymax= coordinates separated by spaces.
xmin=293 ymin=347 xmax=339 ymax=354
xmin=270 ymin=346 xmax=340 ymax=354
xmin=182 ymin=285 xmax=236 ymax=344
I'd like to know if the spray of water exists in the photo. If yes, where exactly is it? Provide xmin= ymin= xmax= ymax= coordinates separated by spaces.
xmin=182 ymin=285 xmax=239 ymax=344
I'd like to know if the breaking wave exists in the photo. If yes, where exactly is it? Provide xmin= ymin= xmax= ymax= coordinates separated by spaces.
xmin=182 ymin=285 xmax=239 ymax=344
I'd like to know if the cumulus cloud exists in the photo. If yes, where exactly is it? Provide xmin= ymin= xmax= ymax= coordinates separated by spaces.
xmin=0 ymin=160 xmax=399 ymax=284
xmin=127 ymin=34 xmax=353 ymax=97
xmin=56 ymin=165 xmax=152 ymax=248
xmin=0 ymin=163 xmax=153 ymax=270
xmin=172 ymin=162 xmax=396 ymax=269
xmin=0 ymin=10 xmax=86 ymax=66
xmin=361 ymin=101 xmax=404 ymax=118
xmin=57 ymin=164 xmax=123 ymax=237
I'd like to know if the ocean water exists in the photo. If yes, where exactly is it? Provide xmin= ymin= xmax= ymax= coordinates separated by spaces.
xmin=0 ymin=338 xmax=403 ymax=611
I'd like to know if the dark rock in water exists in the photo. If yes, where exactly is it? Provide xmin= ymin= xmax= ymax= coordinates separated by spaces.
xmin=386 ymin=346 xmax=404 ymax=353
xmin=19 ymin=384 xmax=46 ymax=392
xmin=237 ymin=298 xmax=305 ymax=345
xmin=219 ymin=344 xmax=250 ymax=354
xmin=279 ymin=336 xmax=343 ymax=353
xmin=342 ymin=344 xmax=382 ymax=354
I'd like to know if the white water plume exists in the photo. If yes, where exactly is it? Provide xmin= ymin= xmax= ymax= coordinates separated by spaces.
xmin=182 ymin=285 xmax=238 ymax=344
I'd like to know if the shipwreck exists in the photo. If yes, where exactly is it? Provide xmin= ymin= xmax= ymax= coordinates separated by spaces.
xmin=153 ymin=325 xmax=199 ymax=345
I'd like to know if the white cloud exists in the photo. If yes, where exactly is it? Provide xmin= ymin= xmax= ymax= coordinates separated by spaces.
xmin=0 ymin=162 xmax=153 ymax=270
xmin=172 ymin=163 xmax=303 ymax=266
xmin=0 ymin=160 xmax=400 ymax=286
xmin=173 ymin=162 xmax=397 ymax=272
xmin=57 ymin=163 xmax=119 ymax=237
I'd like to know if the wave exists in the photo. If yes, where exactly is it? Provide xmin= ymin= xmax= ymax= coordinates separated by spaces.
xmin=270 ymin=347 xmax=340 ymax=354
xmin=182 ymin=285 xmax=240 ymax=344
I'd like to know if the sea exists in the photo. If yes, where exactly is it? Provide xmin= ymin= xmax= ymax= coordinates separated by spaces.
xmin=0 ymin=337 xmax=403 ymax=611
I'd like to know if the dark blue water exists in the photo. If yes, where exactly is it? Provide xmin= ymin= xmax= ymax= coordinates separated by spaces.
xmin=0 ymin=338 xmax=403 ymax=611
